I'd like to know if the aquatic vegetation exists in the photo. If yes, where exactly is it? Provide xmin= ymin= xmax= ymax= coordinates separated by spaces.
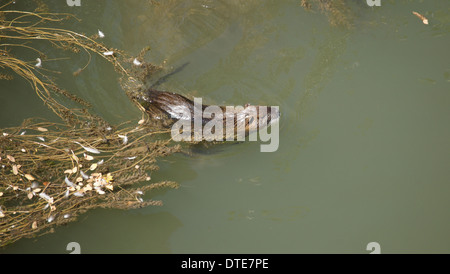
xmin=300 ymin=0 xmax=354 ymax=28
xmin=0 ymin=0 xmax=180 ymax=247
xmin=0 ymin=119 xmax=181 ymax=246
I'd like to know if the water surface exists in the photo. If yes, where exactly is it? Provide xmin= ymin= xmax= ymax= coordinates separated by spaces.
xmin=1 ymin=0 xmax=449 ymax=253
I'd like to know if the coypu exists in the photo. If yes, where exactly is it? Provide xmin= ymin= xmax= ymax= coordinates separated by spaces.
xmin=137 ymin=89 xmax=280 ymax=142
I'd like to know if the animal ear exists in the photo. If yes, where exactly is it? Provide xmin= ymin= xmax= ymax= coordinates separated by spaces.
xmin=245 ymin=103 xmax=250 ymax=108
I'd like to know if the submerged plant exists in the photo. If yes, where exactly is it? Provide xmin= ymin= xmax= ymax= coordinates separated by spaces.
xmin=300 ymin=0 xmax=355 ymax=28
xmin=0 ymin=0 xmax=179 ymax=247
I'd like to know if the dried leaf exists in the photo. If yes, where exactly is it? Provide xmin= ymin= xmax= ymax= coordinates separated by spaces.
xmin=37 ymin=127 xmax=48 ymax=132
xmin=73 ymin=192 xmax=84 ymax=197
xmin=27 ymin=192 xmax=33 ymax=200
xmin=89 ymin=163 xmax=98 ymax=171
xmin=118 ymin=134 xmax=128 ymax=145
xmin=39 ymin=192 xmax=53 ymax=204
xmin=71 ymin=153 xmax=79 ymax=162
xmin=32 ymin=221 xmax=38 ymax=229
xmin=24 ymin=174 xmax=35 ymax=181
xmin=84 ymin=154 xmax=94 ymax=161
xmin=7 ymin=155 xmax=15 ymax=162
xmin=83 ymin=184 xmax=93 ymax=191
xmin=35 ymin=58 xmax=42 ymax=68
xmin=80 ymin=170 xmax=89 ymax=180
xmin=64 ymin=169 xmax=73 ymax=174
xmin=65 ymin=176 xmax=76 ymax=188
xmin=133 ymin=58 xmax=142 ymax=66
xmin=74 ymin=142 xmax=101 ymax=154
xmin=412 ymin=11 xmax=429 ymax=25
xmin=12 ymin=165 xmax=18 ymax=175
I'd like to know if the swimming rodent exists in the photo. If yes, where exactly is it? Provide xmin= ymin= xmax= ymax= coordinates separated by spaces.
xmin=137 ymin=89 xmax=280 ymax=140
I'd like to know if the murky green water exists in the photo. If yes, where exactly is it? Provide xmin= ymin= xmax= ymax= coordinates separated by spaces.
xmin=1 ymin=0 xmax=449 ymax=253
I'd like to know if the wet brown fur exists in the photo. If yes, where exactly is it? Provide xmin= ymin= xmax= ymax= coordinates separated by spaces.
xmin=138 ymin=89 xmax=279 ymax=138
